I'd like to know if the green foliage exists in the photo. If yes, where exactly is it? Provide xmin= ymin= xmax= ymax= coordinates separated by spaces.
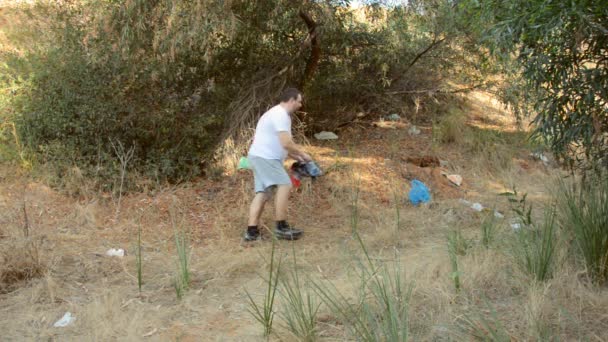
xmin=279 ymin=245 xmax=320 ymax=342
xmin=559 ymin=176 xmax=608 ymax=284
xmin=246 ymin=239 xmax=282 ymax=337
xmin=2 ymin=1 xmax=224 ymax=189
xmin=456 ymin=299 xmax=511 ymax=341
xmin=312 ymin=231 xmax=412 ymax=341
xmin=459 ymin=0 xmax=608 ymax=171
xmin=480 ymin=213 xmax=497 ymax=249
xmin=447 ymin=230 xmax=468 ymax=292
xmin=502 ymin=189 xmax=558 ymax=281
xmin=136 ymin=224 xmax=143 ymax=293
xmin=501 ymin=188 xmax=533 ymax=227
xmin=171 ymin=205 xmax=190 ymax=300
xmin=511 ymin=207 xmax=558 ymax=282
xmin=437 ymin=108 xmax=467 ymax=144
xmin=1 ymin=0 xmax=495 ymax=189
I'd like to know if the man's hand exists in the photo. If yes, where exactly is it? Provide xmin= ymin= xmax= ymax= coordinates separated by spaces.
xmin=299 ymin=152 xmax=312 ymax=162
xmin=279 ymin=132 xmax=311 ymax=162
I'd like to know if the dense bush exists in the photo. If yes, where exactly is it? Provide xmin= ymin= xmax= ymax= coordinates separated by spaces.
xmin=1 ymin=0 xmax=489 ymax=190
xmin=458 ymin=0 xmax=608 ymax=171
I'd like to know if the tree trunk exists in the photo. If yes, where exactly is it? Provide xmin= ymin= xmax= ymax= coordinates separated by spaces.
xmin=299 ymin=8 xmax=319 ymax=90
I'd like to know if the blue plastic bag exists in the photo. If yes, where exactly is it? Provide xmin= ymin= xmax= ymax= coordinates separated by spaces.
xmin=409 ymin=179 xmax=431 ymax=205
xmin=304 ymin=161 xmax=323 ymax=177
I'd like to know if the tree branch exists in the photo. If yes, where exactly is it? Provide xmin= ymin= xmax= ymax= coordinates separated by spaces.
xmin=386 ymin=83 xmax=485 ymax=95
xmin=391 ymin=36 xmax=446 ymax=84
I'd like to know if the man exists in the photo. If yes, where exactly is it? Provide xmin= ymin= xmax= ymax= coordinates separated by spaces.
xmin=244 ymin=88 xmax=311 ymax=241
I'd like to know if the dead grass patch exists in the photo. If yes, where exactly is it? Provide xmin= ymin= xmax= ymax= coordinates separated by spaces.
xmin=0 ymin=236 xmax=46 ymax=293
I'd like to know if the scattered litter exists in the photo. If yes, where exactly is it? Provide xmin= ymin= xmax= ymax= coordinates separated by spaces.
xmin=446 ymin=174 xmax=463 ymax=186
xmin=460 ymin=200 xmax=502 ymax=217
xmin=289 ymin=174 xmax=301 ymax=188
xmin=511 ymin=223 xmax=522 ymax=230
xmin=290 ymin=161 xmax=323 ymax=188
xmin=408 ymin=125 xmax=421 ymax=136
xmin=386 ymin=113 xmax=401 ymax=121
xmin=291 ymin=161 xmax=323 ymax=179
xmin=409 ymin=179 xmax=431 ymax=205
xmin=105 ymin=248 xmax=125 ymax=257
xmin=356 ymin=112 xmax=366 ymax=118
xmin=439 ymin=159 xmax=449 ymax=167
xmin=314 ymin=131 xmax=338 ymax=140
xmin=53 ymin=312 xmax=75 ymax=327
xmin=142 ymin=328 xmax=158 ymax=338
xmin=237 ymin=156 xmax=250 ymax=170
xmin=470 ymin=203 xmax=484 ymax=212
xmin=530 ymin=152 xmax=549 ymax=164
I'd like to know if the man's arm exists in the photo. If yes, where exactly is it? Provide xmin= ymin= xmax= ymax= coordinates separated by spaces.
xmin=278 ymin=132 xmax=311 ymax=162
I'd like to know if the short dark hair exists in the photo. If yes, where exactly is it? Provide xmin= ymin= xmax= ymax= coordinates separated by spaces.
xmin=278 ymin=88 xmax=302 ymax=103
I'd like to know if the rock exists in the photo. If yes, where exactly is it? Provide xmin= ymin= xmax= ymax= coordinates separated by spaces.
xmin=386 ymin=113 xmax=401 ymax=121
xmin=314 ymin=131 xmax=338 ymax=140
xmin=408 ymin=125 xmax=421 ymax=135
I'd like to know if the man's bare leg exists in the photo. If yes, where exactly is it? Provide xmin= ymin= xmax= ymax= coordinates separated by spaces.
xmin=248 ymin=192 xmax=269 ymax=226
xmin=274 ymin=184 xmax=292 ymax=221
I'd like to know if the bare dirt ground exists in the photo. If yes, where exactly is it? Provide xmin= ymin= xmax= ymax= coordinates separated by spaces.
xmin=1 ymin=92 xmax=607 ymax=341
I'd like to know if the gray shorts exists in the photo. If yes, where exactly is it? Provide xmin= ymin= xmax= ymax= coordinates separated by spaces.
xmin=248 ymin=155 xmax=291 ymax=193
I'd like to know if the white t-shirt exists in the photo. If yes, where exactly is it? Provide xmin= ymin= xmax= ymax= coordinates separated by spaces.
xmin=248 ymin=105 xmax=291 ymax=160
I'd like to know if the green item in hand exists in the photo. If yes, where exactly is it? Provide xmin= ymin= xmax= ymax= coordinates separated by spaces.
xmin=238 ymin=156 xmax=250 ymax=170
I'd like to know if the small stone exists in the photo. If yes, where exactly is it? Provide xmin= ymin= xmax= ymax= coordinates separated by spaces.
xmin=408 ymin=125 xmax=421 ymax=136
xmin=314 ymin=131 xmax=338 ymax=140
xmin=386 ymin=113 xmax=401 ymax=121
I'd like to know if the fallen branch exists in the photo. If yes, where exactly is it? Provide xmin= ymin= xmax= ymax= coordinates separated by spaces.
xmin=386 ymin=83 xmax=486 ymax=96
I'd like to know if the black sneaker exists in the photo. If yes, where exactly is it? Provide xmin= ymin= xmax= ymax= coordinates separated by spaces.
xmin=274 ymin=226 xmax=303 ymax=240
xmin=243 ymin=229 xmax=261 ymax=242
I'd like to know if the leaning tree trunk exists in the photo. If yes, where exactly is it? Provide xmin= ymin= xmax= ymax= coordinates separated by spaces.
xmin=298 ymin=8 xmax=319 ymax=90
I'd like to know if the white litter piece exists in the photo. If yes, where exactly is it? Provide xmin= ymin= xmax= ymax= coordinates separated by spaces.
xmin=470 ymin=203 xmax=484 ymax=212
xmin=494 ymin=211 xmax=504 ymax=219
xmin=142 ymin=328 xmax=158 ymax=338
xmin=314 ymin=131 xmax=338 ymax=140
xmin=459 ymin=199 xmax=471 ymax=206
xmin=53 ymin=312 xmax=75 ymax=327
xmin=105 ymin=248 xmax=125 ymax=257
xmin=511 ymin=223 xmax=522 ymax=230
xmin=408 ymin=125 xmax=421 ymax=136
xmin=530 ymin=152 xmax=549 ymax=164
xmin=439 ymin=159 xmax=449 ymax=167
xmin=447 ymin=174 xmax=463 ymax=186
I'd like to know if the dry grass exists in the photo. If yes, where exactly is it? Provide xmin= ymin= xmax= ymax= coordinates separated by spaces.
xmin=1 ymin=91 xmax=607 ymax=340
xmin=0 ymin=236 xmax=46 ymax=294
